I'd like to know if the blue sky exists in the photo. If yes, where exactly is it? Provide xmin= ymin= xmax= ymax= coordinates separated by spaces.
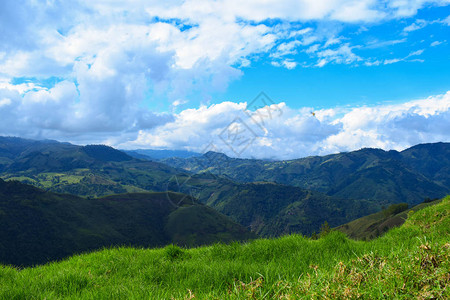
xmin=0 ymin=0 xmax=449 ymax=159
xmin=202 ymin=5 xmax=450 ymax=110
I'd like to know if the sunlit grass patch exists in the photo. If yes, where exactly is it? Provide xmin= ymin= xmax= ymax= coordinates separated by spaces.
xmin=0 ymin=196 xmax=448 ymax=299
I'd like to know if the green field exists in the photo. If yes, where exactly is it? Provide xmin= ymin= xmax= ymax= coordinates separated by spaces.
xmin=1 ymin=196 xmax=448 ymax=299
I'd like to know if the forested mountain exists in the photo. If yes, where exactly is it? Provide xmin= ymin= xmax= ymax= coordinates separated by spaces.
xmin=400 ymin=142 xmax=450 ymax=187
xmin=199 ymin=180 xmax=374 ymax=236
xmin=0 ymin=179 xmax=254 ymax=267
xmin=161 ymin=143 xmax=450 ymax=206
xmin=0 ymin=137 xmax=184 ymax=197
xmin=1 ymin=136 xmax=448 ymax=239
xmin=164 ymin=174 xmax=374 ymax=236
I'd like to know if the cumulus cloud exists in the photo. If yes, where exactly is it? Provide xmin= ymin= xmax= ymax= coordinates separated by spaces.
xmin=325 ymin=92 xmax=450 ymax=153
xmin=118 ymin=91 xmax=450 ymax=159
xmin=148 ymin=0 xmax=449 ymax=24
xmin=0 ymin=78 xmax=174 ymax=141
xmin=0 ymin=0 xmax=449 ymax=147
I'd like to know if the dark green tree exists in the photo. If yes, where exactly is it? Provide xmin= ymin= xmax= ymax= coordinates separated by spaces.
xmin=319 ymin=221 xmax=331 ymax=238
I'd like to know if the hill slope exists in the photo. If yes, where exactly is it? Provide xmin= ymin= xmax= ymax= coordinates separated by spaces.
xmin=178 ymin=175 xmax=376 ymax=236
xmin=335 ymin=198 xmax=442 ymax=240
xmin=0 ymin=179 xmax=254 ymax=267
xmin=1 ymin=196 xmax=448 ymax=299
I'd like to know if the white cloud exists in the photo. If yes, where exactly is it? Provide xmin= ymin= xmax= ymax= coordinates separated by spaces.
xmin=1 ymin=1 xmax=446 ymax=78
xmin=272 ymin=59 xmax=298 ymax=69
xmin=118 ymin=91 xmax=450 ymax=159
xmin=150 ymin=0 xmax=383 ymax=24
xmin=0 ymin=77 xmax=174 ymax=141
xmin=387 ymin=0 xmax=450 ymax=18
xmin=0 ymin=78 xmax=40 ymax=94
xmin=382 ymin=48 xmax=425 ymax=65
xmin=0 ymin=0 xmax=449 ymax=146
xmin=314 ymin=43 xmax=362 ymax=67
xmin=403 ymin=19 xmax=428 ymax=32
xmin=384 ymin=58 xmax=402 ymax=65
xmin=365 ymin=38 xmax=407 ymax=49
xmin=305 ymin=44 xmax=320 ymax=53
xmin=407 ymin=49 xmax=425 ymax=57
xmin=442 ymin=15 xmax=450 ymax=25
xmin=282 ymin=60 xmax=298 ymax=69
xmin=324 ymin=36 xmax=342 ymax=47
xmin=271 ymin=40 xmax=302 ymax=58
xmin=0 ymin=98 xmax=12 ymax=107
xmin=325 ymin=91 xmax=450 ymax=153
xmin=172 ymin=99 xmax=188 ymax=107
xmin=364 ymin=60 xmax=382 ymax=66
xmin=430 ymin=40 xmax=443 ymax=46
xmin=316 ymin=59 xmax=328 ymax=67
xmin=288 ymin=27 xmax=313 ymax=38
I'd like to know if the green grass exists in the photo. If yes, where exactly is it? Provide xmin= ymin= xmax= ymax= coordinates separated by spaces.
xmin=36 ymin=173 xmax=85 ymax=188
xmin=2 ymin=172 xmax=87 ymax=189
xmin=1 ymin=196 xmax=449 ymax=299
xmin=1 ymin=176 xmax=38 ymax=184
xmin=336 ymin=199 xmax=442 ymax=240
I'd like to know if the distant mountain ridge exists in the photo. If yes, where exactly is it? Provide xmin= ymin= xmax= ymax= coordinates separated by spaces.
xmin=124 ymin=149 xmax=200 ymax=160
xmin=161 ymin=143 xmax=450 ymax=206
xmin=0 ymin=137 xmax=184 ymax=197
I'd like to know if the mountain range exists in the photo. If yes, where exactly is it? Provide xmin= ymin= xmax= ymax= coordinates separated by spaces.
xmin=161 ymin=143 xmax=450 ymax=206
xmin=0 ymin=136 xmax=449 ymax=251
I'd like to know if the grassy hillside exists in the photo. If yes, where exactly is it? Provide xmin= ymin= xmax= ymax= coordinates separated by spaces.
xmin=1 ymin=196 xmax=448 ymax=299
xmin=0 ymin=180 xmax=254 ymax=267
xmin=336 ymin=199 xmax=442 ymax=240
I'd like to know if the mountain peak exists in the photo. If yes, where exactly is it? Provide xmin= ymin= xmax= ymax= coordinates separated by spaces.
xmin=82 ymin=145 xmax=133 ymax=162
xmin=202 ymin=151 xmax=230 ymax=160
